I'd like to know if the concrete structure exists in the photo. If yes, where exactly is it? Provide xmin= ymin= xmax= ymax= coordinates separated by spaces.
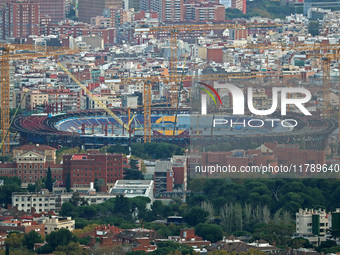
xmin=109 ymin=180 xmax=154 ymax=203
xmin=12 ymin=190 xmax=117 ymax=213
xmin=34 ymin=216 xmax=75 ymax=234
xmin=303 ymin=0 xmax=340 ymax=15
xmin=154 ymin=161 xmax=173 ymax=195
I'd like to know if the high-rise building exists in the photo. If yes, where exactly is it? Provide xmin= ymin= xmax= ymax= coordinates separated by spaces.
xmin=123 ymin=0 xmax=140 ymax=11
xmin=184 ymin=3 xmax=225 ymax=22
xmin=219 ymin=0 xmax=246 ymax=14
xmin=31 ymin=0 xmax=65 ymax=23
xmin=78 ymin=0 xmax=123 ymax=23
xmin=151 ymin=0 xmax=184 ymax=22
xmin=1 ymin=1 xmax=40 ymax=40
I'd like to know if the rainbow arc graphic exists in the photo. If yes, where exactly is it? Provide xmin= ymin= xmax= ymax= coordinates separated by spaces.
xmin=199 ymin=82 xmax=222 ymax=115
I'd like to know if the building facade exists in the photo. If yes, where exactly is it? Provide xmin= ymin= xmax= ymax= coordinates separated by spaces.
xmin=63 ymin=150 xmax=124 ymax=191
xmin=78 ymin=0 xmax=123 ymax=23
xmin=1 ymin=1 xmax=40 ymax=40
xmin=32 ymin=0 xmax=65 ymax=23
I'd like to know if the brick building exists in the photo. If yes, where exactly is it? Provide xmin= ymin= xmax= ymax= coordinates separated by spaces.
xmin=63 ymin=150 xmax=123 ymax=191
xmin=0 ymin=219 xmax=45 ymax=237
xmin=1 ymin=1 xmax=40 ymax=40
xmin=199 ymin=142 xmax=325 ymax=174
xmin=0 ymin=144 xmax=63 ymax=184
xmin=31 ymin=0 xmax=65 ymax=23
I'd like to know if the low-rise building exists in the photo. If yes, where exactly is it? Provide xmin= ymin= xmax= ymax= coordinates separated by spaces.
xmin=34 ymin=216 xmax=75 ymax=234
xmin=12 ymin=190 xmax=116 ymax=213
xmin=0 ymin=219 xmax=45 ymax=237
xmin=109 ymin=180 xmax=154 ymax=203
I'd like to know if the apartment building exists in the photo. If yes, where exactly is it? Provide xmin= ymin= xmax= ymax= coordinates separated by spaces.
xmin=296 ymin=208 xmax=330 ymax=246
xmin=184 ymin=3 xmax=225 ymax=22
xmin=31 ymin=0 xmax=65 ymax=23
xmin=151 ymin=0 xmax=184 ymax=22
xmin=78 ymin=0 xmax=123 ymax=23
xmin=12 ymin=191 xmax=117 ymax=213
xmin=1 ymin=1 xmax=40 ymax=40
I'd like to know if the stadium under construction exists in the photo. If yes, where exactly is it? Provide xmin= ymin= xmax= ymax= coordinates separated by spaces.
xmin=11 ymin=108 xmax=338 ymax=150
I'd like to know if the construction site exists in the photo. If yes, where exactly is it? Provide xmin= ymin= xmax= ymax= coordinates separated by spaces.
xmin=1 ymin=20 xmax=340 ymax=154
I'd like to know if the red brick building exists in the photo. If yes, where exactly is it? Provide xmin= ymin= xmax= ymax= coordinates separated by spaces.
xmin=47 ymin=22 xmax=87 ymax=38
xmin=207 ymin=48 xmax=224 ymax=63
xmin=63 ymin=150 xmax=123 ymax=191
xmin=81 ymin=27 xmax=116 ymax=44
xmin=0 ymin=219 xmax=45 ymax=237
xmin=1 ymin=1 xmax=40 ymax=40
xmin=0 ymin=144 xmax=63 ymax=183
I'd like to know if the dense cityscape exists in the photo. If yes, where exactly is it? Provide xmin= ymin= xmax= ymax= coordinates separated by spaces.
xmin=1 ymin=0 xmax=340 ymax=254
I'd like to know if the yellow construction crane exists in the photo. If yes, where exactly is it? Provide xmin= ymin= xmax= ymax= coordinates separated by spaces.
xmin=243 ymin=43 xmax=340 ymax=118
xmin=0 ymin=44 xmax=78 ymax=154
xmin=57 ymin=63 xmax=130 ymax=133
xmin=243 ymin=42 xmax=340 ymax=139
xmin=135 ymin=22 xmax=283 ymax=108
xmin=117 ymin=71 xmax=286 ymax=142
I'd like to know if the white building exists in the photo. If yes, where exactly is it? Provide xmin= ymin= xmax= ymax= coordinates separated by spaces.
xmin=109 ymin=180 xmax=154 ymax=204
xmin=295 ymin=208 xmax=330 ymax=246
xmin=12 ymin=190 xmax=117 ymax=213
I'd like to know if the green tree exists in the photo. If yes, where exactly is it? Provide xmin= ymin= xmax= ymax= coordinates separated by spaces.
xmin=54 ymin=241 xmax=87 ymax=255
xmin=22 ymin=230 xmax=43 ymax=250
xmin=183 ymin=207 xmax=209 ymax=226
xmin=288 ymin=237 xmax=312 ymax=249
xmin=69 ymin=192 xmax=88 ymax=207
xmin=5 ymin=233 xmax=24 ymax=249
xmin=46 ymin=166 xmax=53 ymax=192
xmin=114 ymin=195 xmax=131 ymax=219
xmin=195 ymin=223 xmax=223 ymax=243
xmin=45 ymin=228 xmax=78 ymax=251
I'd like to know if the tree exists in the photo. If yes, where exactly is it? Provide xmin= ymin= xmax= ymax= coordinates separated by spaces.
xmin=308 ymin=21 xmax=319 ymax=36
xmin=54 ymin=242 xmax=87 ymax=255
xmin=124 ymin=168 xmax=144 ymax=180
xmin=183 ymin=207 xmax=209 ymax=226
xmin=69 ymin=192 xmax=87 ymax=207
xmin=195 ymin=223 xmax=223 ymax=243
xmin=5 ymin=233 xmax=24 ymax=249
xmin=46 ymin=166 xmax=53 ymax=192
xmin=60 ymin=202 xmax=76 ymax=217
xmin=45 ymin=228 xmax=78 ymax=251
xmin=114 ymin=195 xmax=131 ymax=219
xmin=22 ymin=230 xmax=43 ymax=250
xmin=288 ymin=237 xmax=312 ymax=249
